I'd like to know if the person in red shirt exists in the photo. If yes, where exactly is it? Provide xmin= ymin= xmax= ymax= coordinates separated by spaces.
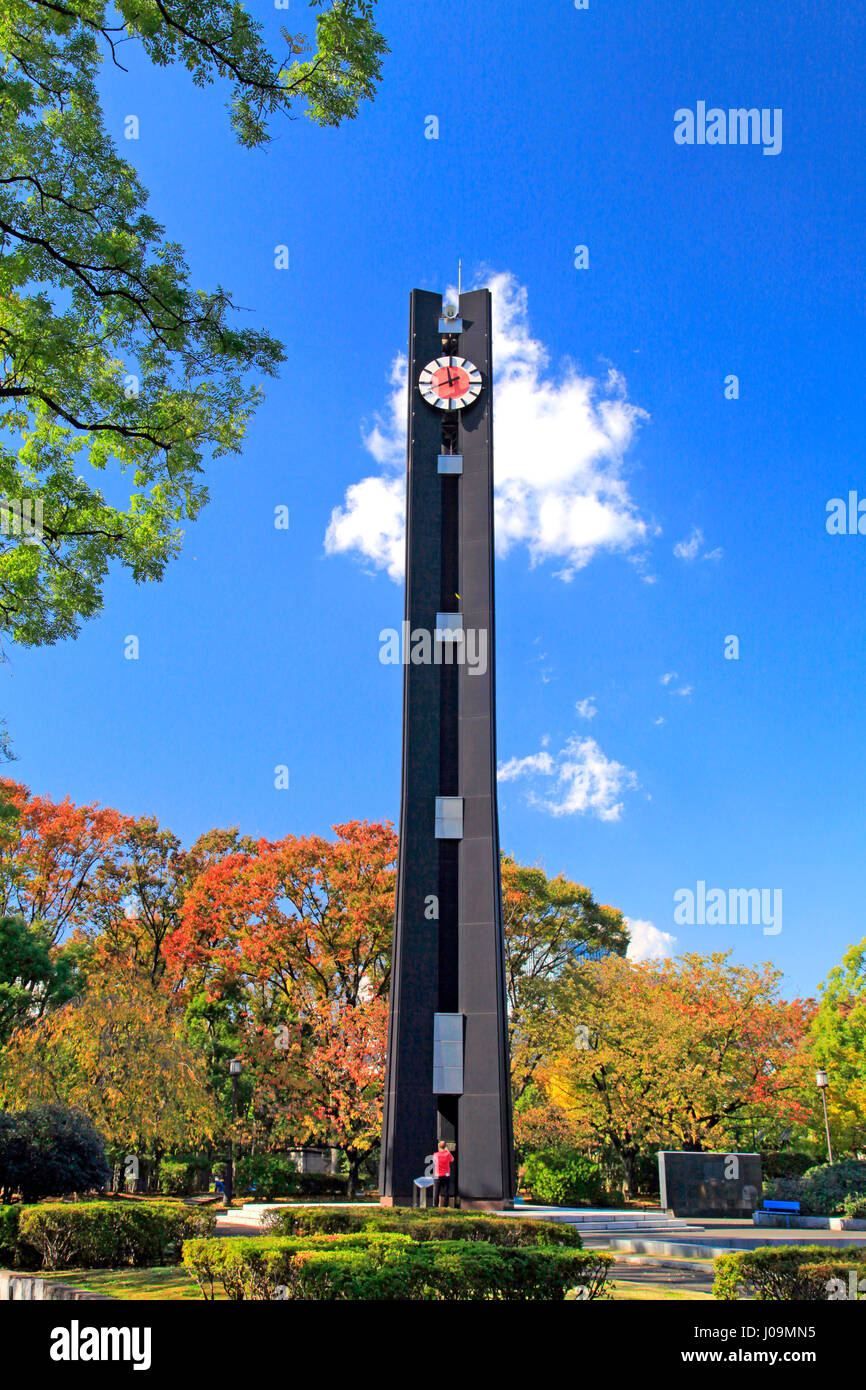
xmin=432 ymin=1140 xmax=455 ymax=1208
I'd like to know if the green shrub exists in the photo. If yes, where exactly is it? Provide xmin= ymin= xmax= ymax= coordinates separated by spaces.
xmin=261 ymin=1205 xmax=583 ymax=1248
xmin=261 ymin=1206 xmax=358 ymax=1237
xmin=794 ymin=1262 xmax=866 ymax=1300
xmin=18 ymin=1200 xmax=216 ymax=1271
xmin=713 ymin=1244 xmax=866 ymax=1300
xmin=233 ymin=1156 xmax=348 ymax=1201
xmin=184 ymin=1232 xmax=411 ymax=1299
xmin=841 ymin=1193 xmax=866 ymax=1219
xmin=764 ymin=1160 xmax=866 ymax=1216
xmin=0 ymin=1204 xmax=20 ymax=1266
xmin=158 ymin=1162 xmax=194 ymax=1197
xmin=760 ymin=1151 xmax=815 ymax=1181
xmin=0 ymin=1203 xmax=39 ymax=1270
xmin=157 ymin=1159 xmax=212 ymax=1197
xmin=522 ymin=1150 xmax=606 ymax=1207
xmin=0 ymin=1106 xmax=109 ymax=1202
xmin=183 ymin=1233 xmax=611 ymax=1301
xmin=629 ymin=1152 xmax=662 ymax=1196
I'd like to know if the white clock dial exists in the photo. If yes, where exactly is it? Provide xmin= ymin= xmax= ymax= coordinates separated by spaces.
xmin=418 ymin=356 xmax=483 ymax=411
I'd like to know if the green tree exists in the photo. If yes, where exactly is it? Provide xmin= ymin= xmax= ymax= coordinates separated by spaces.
xmin=0 ymin=914 xmax=85 ymax=1042
xmin=0 ymin=1103 xmax=109 ymax=1202
xmin=501 ymin=853 xmax=628 ymax=1102
xmin=813 ymin=938 xmax=866 ymax=1155
xmin=0 ymin=0 xmax=387 ymax=644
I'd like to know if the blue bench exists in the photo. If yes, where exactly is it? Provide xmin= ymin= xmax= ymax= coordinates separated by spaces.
xmin=763 ymin=1199 xmax=801 ymax=1226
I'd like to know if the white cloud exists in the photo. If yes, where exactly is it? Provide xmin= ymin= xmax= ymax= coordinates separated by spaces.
xmin=626 ymin=918 xmax=677 ymax=962
xmin=497 ymin=750 xmax=555 ymax=781
xmin=360 ymin=353 xmax=409 ymax=469
xmin=323 ymin=474 xmax=405 ymax=581
xmin=674 ymin=527 xmax=703 ymax=560
xmin=674 ymin=527 xmax=723 ymax=562
xmin=654 ymin=716 xmax=665 ymax=726
xmin=660 ymin=672 xmax=691 ymax=697
xmin=325 ymin=273 xmax=653 ymax=581
xmin=575 ymin=696 xmax=598 ymax=720
xmin=498 ymin=734 xmax=638 ymax=822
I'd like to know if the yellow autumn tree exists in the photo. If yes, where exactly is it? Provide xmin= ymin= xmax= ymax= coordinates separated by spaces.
xmin=545 ymin=951 xmax=814 ymax=1197
xmin=0 ymin=953 xmax=218 ymax=1157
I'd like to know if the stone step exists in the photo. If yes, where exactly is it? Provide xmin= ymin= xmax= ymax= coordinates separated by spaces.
xmin=504 ymin=1208 xmax=692 ymax=1227
xmin=216 ymin=1202 xmax=698 ymax=1238
xmin=220 ymin=1201 xmax=376 ymax=1224
xmin=567 ymin=1224 xmax=700 ymax=1236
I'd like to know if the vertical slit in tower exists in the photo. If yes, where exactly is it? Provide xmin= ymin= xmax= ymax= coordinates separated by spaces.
xmin=438 ymin=416 xmax=459 ymax=1021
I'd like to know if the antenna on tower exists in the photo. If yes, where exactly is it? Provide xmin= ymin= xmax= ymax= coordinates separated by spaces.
xmin=458 ymin=259 xmax=462 ymax=298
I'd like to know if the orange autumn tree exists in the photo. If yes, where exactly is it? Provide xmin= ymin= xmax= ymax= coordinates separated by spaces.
xmin=0 ymin=778 xmax=129 ymax=942
xmin=87 ymin=819 xmax=255 ymax=986
xmin=165 ymin=821 xmax=396 ymax=1193
xmin=543 ymin=951 xmax=815 ymax=1197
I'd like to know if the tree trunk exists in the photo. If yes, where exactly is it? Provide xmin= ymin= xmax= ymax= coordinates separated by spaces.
xmin=621 ymin=1150 xmax=636 ymax=1202
xmin=153 ymin=1142 xmax=164 ymax=1194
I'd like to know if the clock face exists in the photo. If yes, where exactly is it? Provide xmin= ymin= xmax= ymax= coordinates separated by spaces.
xmin=419 ymin=356 xmax=483 ymax=411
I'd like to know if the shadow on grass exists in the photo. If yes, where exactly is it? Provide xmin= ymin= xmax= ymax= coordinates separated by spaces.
xmin=39 ymin=1266 xmax=218 ymax=1301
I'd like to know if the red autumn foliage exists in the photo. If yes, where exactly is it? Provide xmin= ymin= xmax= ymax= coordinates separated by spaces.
xmin=0 ymin=777 xmax=130 ymax=942
xmin=165 ymin=821 xmax=396 ymax=1182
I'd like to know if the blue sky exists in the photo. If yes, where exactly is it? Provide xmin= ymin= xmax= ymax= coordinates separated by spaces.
xmin=5 ymin=0 xmax=866 ymax=998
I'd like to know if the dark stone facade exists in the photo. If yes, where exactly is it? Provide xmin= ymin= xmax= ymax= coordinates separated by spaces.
xmin=658 ymin=1151 xmax=763 ymax=1218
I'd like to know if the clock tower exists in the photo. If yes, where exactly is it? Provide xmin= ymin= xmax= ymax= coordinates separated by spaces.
xmin=379 ymin=287 xmax=515 ymax=1208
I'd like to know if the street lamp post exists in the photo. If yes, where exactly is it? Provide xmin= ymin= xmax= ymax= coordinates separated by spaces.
xmin=816 ymin=1069 xmax=834 ymax=1165
xmin=225 ymin=1057 xmax=243 ymax=1205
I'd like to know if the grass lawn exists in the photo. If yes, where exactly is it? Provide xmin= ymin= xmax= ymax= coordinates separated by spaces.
xmin=40 ymin=1266 xmax=215 ymax=1301
xmin=38 ymin=1267 xmax=712 ymax=1302
xmin=608 ymin=1279 xmax=714 ymax=1301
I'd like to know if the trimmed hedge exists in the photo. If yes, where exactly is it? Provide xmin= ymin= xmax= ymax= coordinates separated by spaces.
xmin=183 ymin=1233 xmax=612 ymax=1301
xmin=0 ymin=1204 xmax=19 ymax=1265
xmin=261 ymin=1206 xmax=583 ymax=1248
xmin=17 ymin=1201 xmax=216 ymax=1271
xmin=795 ymin=1262 xmax=866 ymax=1300
xmin=0 ymin=1203 xmax=39 ymax=1270
xmin=713 ymin=1244 xmax=866 ymax=1301
xmin=184 ymin=1232 xmax=410 ymax=1299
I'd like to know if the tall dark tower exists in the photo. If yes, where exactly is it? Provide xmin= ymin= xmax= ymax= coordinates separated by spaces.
xmin=379 ymin=287 xmax=515 ymax=1208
